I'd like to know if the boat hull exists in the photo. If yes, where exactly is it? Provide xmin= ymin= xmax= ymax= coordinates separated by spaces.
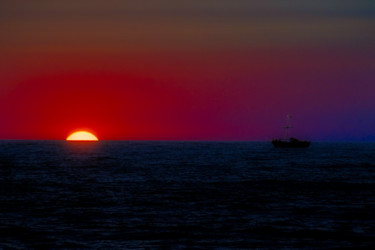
xmin=272 ymin=139 xmax=310 ymax=148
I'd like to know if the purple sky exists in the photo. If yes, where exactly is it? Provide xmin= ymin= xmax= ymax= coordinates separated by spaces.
xmin=0 ymin=0 xmax=375 ymax=141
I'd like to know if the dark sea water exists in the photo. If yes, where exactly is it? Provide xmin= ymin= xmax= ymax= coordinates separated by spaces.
xmin=1 ymin=141 xmax=375 ymax=249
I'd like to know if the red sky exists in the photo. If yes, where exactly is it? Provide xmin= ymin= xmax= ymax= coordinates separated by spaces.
xmin=1 ymin=1 xmax=375 ymax=141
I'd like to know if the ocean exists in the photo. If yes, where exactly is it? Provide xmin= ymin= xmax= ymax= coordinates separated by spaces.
xmin=1 ymin=141 xmax=375 ymax=248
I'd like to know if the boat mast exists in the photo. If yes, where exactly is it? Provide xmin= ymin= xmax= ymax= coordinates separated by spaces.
xmin=283 ymin=114 xmax=293 ymax=139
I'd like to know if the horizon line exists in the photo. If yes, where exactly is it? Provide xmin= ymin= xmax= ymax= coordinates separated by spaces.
xmin=0 ymin=139 xmax=374 ymax=143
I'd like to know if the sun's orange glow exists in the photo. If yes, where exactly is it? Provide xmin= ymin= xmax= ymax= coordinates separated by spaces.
xmin=66 ymin=131 xmax=99 ymax=141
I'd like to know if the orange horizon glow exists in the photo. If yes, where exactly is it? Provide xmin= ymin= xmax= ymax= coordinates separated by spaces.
xmin=66 ymin=131 xmax=99 ymax=141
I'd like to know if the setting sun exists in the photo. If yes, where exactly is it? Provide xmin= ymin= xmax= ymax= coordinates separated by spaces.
xmin=66 ymin=131 xmax=99 ymax=141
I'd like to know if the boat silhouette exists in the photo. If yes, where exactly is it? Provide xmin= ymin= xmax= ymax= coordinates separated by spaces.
xmin=272 ymin=115 xmax=310 ymax=148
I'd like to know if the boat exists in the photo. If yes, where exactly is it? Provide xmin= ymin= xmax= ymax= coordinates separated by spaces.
xmin=272 ymin=137 xmax=310 ymax=148
xmin=272 ymin=115 xmax=310 ymax=148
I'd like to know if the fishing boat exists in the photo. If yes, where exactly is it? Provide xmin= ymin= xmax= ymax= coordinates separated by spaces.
xmin=272 ymin=115 xmax=310 ymax=148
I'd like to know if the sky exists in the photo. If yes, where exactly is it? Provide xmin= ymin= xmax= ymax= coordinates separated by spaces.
xmin=0 ymin=0 xmax=375 ymax=141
